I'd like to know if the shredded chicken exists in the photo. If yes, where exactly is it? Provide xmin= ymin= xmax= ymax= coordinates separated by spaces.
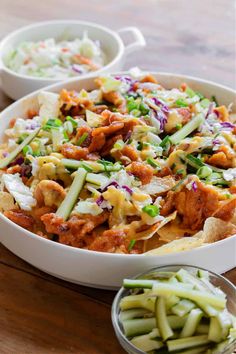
xmin=4 ymin=209 xmax=35 ymax=230
xmin=174 ymin=180 xmax=219 ymax=230
xmin=41 ymin=212 xmax=109 ymax=247
xmin=34 ymin=180 xmax=66 ymax=208
xmin=127 ymin=162 xmax=154 ymax=185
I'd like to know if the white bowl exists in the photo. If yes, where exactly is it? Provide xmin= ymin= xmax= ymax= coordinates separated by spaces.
xmin=0 ymin=72 xmax=235 ymax=289
xmin=0 ymin=20 xmax=146 ymax=100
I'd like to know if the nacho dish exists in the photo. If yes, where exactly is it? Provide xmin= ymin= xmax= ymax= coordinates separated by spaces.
xmin=0 ymin=73 xmax=235 ymax=254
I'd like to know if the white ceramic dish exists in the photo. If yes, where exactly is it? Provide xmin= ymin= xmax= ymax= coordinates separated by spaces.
xmin=0 ymin=72 xmax=235 ymax=289
xmin=0 ymin=20 xmax=146 ymax=100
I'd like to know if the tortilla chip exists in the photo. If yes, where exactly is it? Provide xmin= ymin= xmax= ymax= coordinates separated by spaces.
xmin=0 ymin=191 xmax=15 ymax=212
xmin=133 ymin=211 xmax=177 ymax=241
xmin=145 ymin=235 xmax=205 ymax=255
xmin=199 ymin=217 xmax=236 ymax=243
xmin=145 ymin=216 xmax=236 ymax=256
xmin=158 ymin=219 xmax=195 ymax=242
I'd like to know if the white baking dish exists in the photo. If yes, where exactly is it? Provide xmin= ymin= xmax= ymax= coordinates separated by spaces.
xmin=0 ymin=72 xmax=235 ymax=289
xmin=0 ymin=20 xmax=145 ymax=100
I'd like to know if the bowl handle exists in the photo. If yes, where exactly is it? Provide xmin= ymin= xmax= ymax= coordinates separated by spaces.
xmin=117 ymin=27 xmax=146 ymax=55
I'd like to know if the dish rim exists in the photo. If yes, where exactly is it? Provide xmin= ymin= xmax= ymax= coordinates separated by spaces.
xmin=0 ymin=19 xmax=125 ymax=81
xmin=0 ymin=70 xmax=235 ymax=259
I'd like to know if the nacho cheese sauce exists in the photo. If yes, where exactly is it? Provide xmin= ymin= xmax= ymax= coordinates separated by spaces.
xmin=4 ymin=33 xmax=105 ymax=79
xmin=0 ymin=72 xmax=235 ymax=254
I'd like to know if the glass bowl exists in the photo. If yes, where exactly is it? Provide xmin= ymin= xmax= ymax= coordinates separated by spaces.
xmin=111 ymin=265 xmax=236 ymax=354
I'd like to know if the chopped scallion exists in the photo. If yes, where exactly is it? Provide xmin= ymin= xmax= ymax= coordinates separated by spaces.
xmin=142 ymin=205 xmax=159 ymax=217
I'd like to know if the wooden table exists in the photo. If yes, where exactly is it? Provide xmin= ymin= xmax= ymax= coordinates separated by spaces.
xmin=0 ymin=0 xmax=235 ymax=352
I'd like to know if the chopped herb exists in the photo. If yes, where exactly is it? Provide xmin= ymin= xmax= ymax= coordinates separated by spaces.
xmin=128 ymin=239 xmax=136 ymax=251
xmin=175 ymin=99 xmax=188 ymax=107
xmin=63 ymin=131 xmax=69 ymax=141
xmin=211 ymin=95 xmax=218 ymax=106
xmin=43 ymin=118 xmax=62 ymax=131
xmin=146 ymin=157 xmax=159 ymax=168
xmin=159 ymin=136 xmax=170 ymax=148
xmin=81 ymin=162 xmax=93 ymax=172
xmin=66 ymin=116 xmax=78 ymax=128
xmin=185 ymin=87 xmax=196 ymax=98
xmin=224 ymin=193 xmax=232 ymax=199
xmin=17 ymin=133 xmax=29 ymax=144
xmin=130 ymin=109 xmax=141 ymax=117
xmin=142 ymin=204 xmax=159 ymax=217
xmin=97 ymin=159 xmax=113 ymax=175
xmin=113 ymin=140 xmax=125 ymax=150
xmin=22 ymin=145 xmax=33 ymax=156
xmin=197 ymin=166 xmax=212 ymax=179
xmin=137 ymin=142 xmax=143 ymax=151
xmin=139 ymin=102 xmax=149 ymax=115
xmin=176 ymin=169 xmax=185 ymax=175
xmin=175 ymin=123 xmax=182 ymax=130
xmin=127 ymin=97 xmax=138 ymax=113
xmin=77 ymin=132 xmax=88 ymax=146
xmin=196 ymin=92 xmax=205 ymax=100
xmin=171 ymin=163 xmax=176 ymax=170
xmin=200 ymin=98 xmax=211 ymax=108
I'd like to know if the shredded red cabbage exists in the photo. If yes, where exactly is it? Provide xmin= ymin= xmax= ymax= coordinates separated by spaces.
xmin=122 ymin=185 xmax=133 ymax=195
xmin=152 ymin=97 xmax=169 ymax=114
xmin=192 ymin=181 xmax=197 ymax=192
xmin=72 ymin=64 xmax=83 ymax=74
xmin=220 ymin=122 xmax=235 ymax=129
xmin=100 ymin=181 xmax=119 ymax=193
xmin=10 ymin=156 xmax=24 ymax=166
xmin=96 ymin=195 xmax=104 ymax=206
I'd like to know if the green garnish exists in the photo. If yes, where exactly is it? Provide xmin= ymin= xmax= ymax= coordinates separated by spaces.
xmin=97 ymin=159 xmax=114 ymax=175
xmin=77 ymin=132 xmax=88 ymax=146
xmin=17 ymin=133 xmax=28 ymax=144
xmin=66 ymin=116 xmax=78 ymax=127
xmin=185 ymin=87 xmax=196 ymax=98
xmin=196 ymin=92 xmax=204 ymax=100
xmin=142 ymin=205 xmax=159 ymax=217
xmin=197 ymin=166 xmax=212 ymax=179
xmin=81 ymin=163 xmax=93 ymax=172
xmin=186 ymin=154 xmax=205 ymax=169
xmin=127 ymin=97 xmax=138 ymax=113
xmin=175 ymin=123 xmax=182 ymax=130
xmin=146 ymin=157 xmax=159 ymax=168
xmin=113 ymin=140 xmax=125 ymax=150
xmin=200 ymin=98 xmax=211 ymax=108
xmin=22 ymin=145 xmax=33 ymax=156
xmin=175 ymin=99 xmax=188 ymax=107
xmin=211 ymin=95 xmax=218 ymax=106
xmin=43 ymin=118 xmax=62 ymax=131
xmin=128 ymin=239 xmax=136 ymax=251
xmin=130 ymin=109 xmax=141 ymax=117
xmin=159 ymin=135 xmax=170 ymax=148
xmin=139 ymin=102 xmax=149 ymax=115
xmin=176 ymin=169 xmax=185 ymax=175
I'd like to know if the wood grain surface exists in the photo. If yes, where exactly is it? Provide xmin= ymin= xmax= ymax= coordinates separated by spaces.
xmin=0 ymin=0 xmax=235 ymax=353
